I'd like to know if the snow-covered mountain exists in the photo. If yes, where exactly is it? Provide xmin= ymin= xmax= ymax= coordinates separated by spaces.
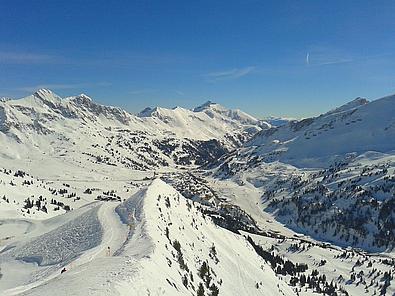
xmin=2 ymin=90 xmax=395 ymax=296
xmin=263 ymin=116 xmax=293 ymax=127
xmin=0 ymin=179 xmax=296 ymax=296
xmin=192 ymin=100 xmax=267 ymax=127
xmin=1 ymin=89 xmax=265 ymax=143
xmin=247 ymin=94 xmax=395 ymax=167
xmin=137 ymin=99 xmax=269 ymax=143
xmin=212 ymin=94 xmax=395 ymax=253
xmin=0 ymin=89 xmax=266 ymax=170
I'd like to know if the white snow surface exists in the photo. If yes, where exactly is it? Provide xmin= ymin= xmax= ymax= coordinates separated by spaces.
xmin=0 ymin=88 xmax=264 ymax=143
xmin=136 ymin=100 xmax=268 ymax=139
xmin=248 ymin=94 xmax=395 ymax=167
xmin=0 ymin=89 xmax=267 ymax=172
xmin=2 ymin=90 xmax=395 ymax=296
xmin=0 ymin=179 xmax=295 ymax=296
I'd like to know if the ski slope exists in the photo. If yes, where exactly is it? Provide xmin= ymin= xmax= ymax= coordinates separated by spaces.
xmin=0 ymin=179 xmax=295 ymax=296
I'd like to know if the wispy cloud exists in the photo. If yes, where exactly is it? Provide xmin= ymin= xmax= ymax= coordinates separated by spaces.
xmin=0 ymin=50 xmax=183 ymax=67
xmin=175 ymin=90 xmax=185 ymax=96
xmin=128 ymin=89 xmax=157 ymax=95
xmin=316 ymin=59 xmax=353 ymax=66
xmin=17 ymin=82 xmax=111 ymax=93
xmin=305 ymin=46 xmax=395 ymax=69
xmin=0 ymin=51 xmax=63 ymax=64
xmin=305 ymin=47 xmax=354 ymax=67
xmin=308 ymin=56 xmax=353 ymax=66
xmin=204 ymin=66 xmax=256 ymax=82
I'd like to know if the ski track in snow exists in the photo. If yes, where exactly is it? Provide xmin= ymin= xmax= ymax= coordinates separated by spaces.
xmin=1 ymin=201 xmax=129 ymax=295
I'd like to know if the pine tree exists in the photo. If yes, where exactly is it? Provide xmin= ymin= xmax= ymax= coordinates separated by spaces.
xmin=182 ymin=274 xmax=188 ymax=288
xmin=209 ymin=283 xmax=219 ymax=296
xmin=197 ymin=283 xmax=205 ymax=296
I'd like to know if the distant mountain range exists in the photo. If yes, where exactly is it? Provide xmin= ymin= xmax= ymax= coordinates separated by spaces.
xmin=0 ymin=89 xmax=270 ymax=170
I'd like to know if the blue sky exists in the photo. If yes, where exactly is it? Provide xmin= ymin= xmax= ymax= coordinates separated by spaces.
xmin=1 ymin=0 xmax=395 ymax=118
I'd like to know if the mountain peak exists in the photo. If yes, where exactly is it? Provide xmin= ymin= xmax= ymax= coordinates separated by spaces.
xmin=326 ymin=96 xmax=370 ymax=116
xmin=350 ymin=97 xmax=369 ymax=106
xmin=33 ymin=88 xmax=62 ymax=105
xmin=78 ymin=93 xmax=92 ymax=101
xmin=33 ymin=88 xmax=59 ymax=99
xmin=137 ymin=106 xmax=157 ymax=117
xmin=193 ymin=100 xmax=218 ymax=112
xmin=34 ymin=88 xmax=54 ymax=95
xmin=69 ymin=93 xmax=93 ymax=106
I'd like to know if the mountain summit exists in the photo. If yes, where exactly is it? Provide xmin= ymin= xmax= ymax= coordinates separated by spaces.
xmin=192 ymin=100 xmax=216 ymax=112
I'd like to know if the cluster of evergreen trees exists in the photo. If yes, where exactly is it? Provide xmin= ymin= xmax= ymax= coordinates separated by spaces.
xmin=247 ymin=236 xmax=307 ymax=276
xmin=23 ymin=196 xmax=48 ymax=213
xmin=95 ymin=190 xmax=121 ymax=202
xmin=197 ymin=261 xmax=219 ymax=296
xmin=246 ymin=236 xmax=352 ymax=296
xmin=266 ymin=160 xmax=395 ymax=249
xmin=50 ymin=198 xmax=70 ymax=211
xmin=290 ymin=271 xmax=343 ymax=296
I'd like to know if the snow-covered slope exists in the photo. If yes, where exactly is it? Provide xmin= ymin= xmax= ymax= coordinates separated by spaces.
xmin=117 ymin=179 xmax=294 ymax=296
xmin=0 ymin=179 xmax=296 ymax=296
xmin=325 ymin=97 xmax=369 ymax=116
xmin=137 ymin=100 xmax=269 ymax=145
xmin=0 ymin=89 xmax=264 ymax=171
xmin=154 ymin=170 xmax=395 ymax=296
xmin=247 ymin=95 xmax=395 ymax=167
xmin=3 ymin=89 xmax=395 ymax=296
xmin=211 ymin=94 xmax=395 ymax=253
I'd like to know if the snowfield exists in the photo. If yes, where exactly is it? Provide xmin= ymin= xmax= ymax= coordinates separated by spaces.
xmin=1 ymin=179 xmax=296 ymax=296
xmin=1 ymin=89 xmax=395 ymax=295
xmin=10 ymin=206 xmax=102 ymax=266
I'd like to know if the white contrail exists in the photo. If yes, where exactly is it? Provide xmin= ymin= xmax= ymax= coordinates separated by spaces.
xmin=306 ymin=52 xmax=310 ymax=65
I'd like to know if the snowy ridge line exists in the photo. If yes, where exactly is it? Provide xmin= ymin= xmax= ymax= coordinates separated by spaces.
xmin=113 ymin=178 xmax=296 ymax=296
xmin=245 ymin=93 xmax=395 ymax=167
xmin=113 ymin=189 xmax=146 ymax=256
xmin=0 ymin=88 xmax=268 ymax=176
xmin=0 ymin=88 xmax=265 ymax=146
